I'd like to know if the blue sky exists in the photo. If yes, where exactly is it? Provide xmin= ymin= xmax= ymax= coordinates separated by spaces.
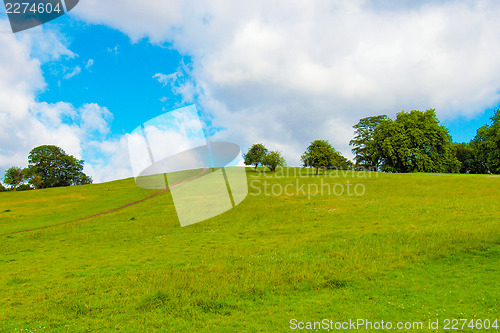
xmin=2 ymin=1 xmax=500 ymax=182
xmin=38 ymin=18 xmax=186 ymax=135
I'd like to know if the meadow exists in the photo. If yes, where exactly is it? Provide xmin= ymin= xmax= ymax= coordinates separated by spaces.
xmin=0 ymin=168 xmax=498 ymax=332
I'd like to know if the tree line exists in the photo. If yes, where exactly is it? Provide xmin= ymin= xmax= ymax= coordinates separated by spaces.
xmin=245 ymin=108 xmax=500 ymax=175
xmin=1 ymin=145 xmax=92 ymax=192
xmin=2 ymin=108 xmax=498 ymax=191
xmin=244 ymin=139 xmax=351 ymax=175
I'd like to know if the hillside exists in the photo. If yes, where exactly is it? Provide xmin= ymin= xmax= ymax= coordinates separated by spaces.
xmin=0 ymin=168 xmax=499 ymax=331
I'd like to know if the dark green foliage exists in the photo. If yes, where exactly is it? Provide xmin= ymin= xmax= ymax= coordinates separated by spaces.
xmin=453 ymin=143 xmax=475 ymax=174
xmin=262 ymin=150 xmax=286 ymax=172
xmin=350 ymin=115 xmax=389 ymax=168
xmin=244 ymin=143 xmax=268 ymax=170
xmin=469 ymin=109 xmax=500 ymax=174
xmin=3 ymin=166 xmax=25 ymax=190
xmin=16 ymin=184 xmax=33 ymax=191
xmin=25 ymin=170 xmax=45 ymax=189
xmin=27 ymin=145 xmax=92 ymax=189
xmin=374 ymin=110 xmax=460 ymax=173
xmin=0 ymin=183 xmax=6 ymax=192
xmin=302 ymin=140 xmax=351 ymax=175
xmin=452 ymin=142 xmax=487 ymax=174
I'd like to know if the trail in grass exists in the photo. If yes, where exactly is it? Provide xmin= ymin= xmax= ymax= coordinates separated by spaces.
xmin=0 ymin=168 xmax=209 ymax=237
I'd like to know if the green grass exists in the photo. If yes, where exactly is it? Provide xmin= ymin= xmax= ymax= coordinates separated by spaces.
xmin=0 ymin=178 xmax=157 ymax=235
xmin=0 ymin=168 xmax=498 ymax=332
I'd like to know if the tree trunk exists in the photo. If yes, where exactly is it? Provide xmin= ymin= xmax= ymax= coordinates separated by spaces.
xmin=315 ymin=167 xmax=319 ymax=175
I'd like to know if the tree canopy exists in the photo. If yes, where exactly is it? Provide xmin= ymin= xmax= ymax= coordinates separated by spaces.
xmin=373 ymin=110 xmax=460 ymax=173
xmin=3 ymin=167 xmax=25 ymax=191
xmin=243 ymin=143 xmax=269 ymax=170
xmin=469 ymin=109 xmax=500 ymax=174
xmin=302 ymin=140 xmax=350 ymax=175
xmin=350 ymin=115 xmax=389 ymax=168
xmin=27 ymin=145 xmax=92 ymax=189
xmin=262 ymin=150 xmax=286 ymax=172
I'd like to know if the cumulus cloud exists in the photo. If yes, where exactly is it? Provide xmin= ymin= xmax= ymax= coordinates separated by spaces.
xmin=72 ymin=0 xmax=500 ymax=165
xmin=0 ymin=100 xmax=126 ymax=182
xmin=83 ymin=136 xmax=133 ymax=183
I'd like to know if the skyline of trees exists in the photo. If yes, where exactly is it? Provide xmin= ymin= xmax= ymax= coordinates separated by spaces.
xmin=350 ymin=109 xmax=499 ymax=174
xmin=2 ymin=109 xmax=499 ymax=190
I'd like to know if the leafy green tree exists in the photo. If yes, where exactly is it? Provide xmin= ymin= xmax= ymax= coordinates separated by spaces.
xmin=452 ymin=142 xmax=488 ymax=174
xmin=244 ymin=143 xmax=268 ymax=170
xmin=3 ymin=166 xmax=25 ymax=190
xmin=262 ymin=150 xmax=286 ymax=172
xmin=374 ymin=109 xmax=460 ymax=173
xmin=0 ymin=182 xmax=6 ymax=192
xmin=350 ymin=115 xmax=389 ymax=169
xmin=453 ymin=143 xmax=475 ymax=174
xmin=469 ymin=109 xmax=500 ymax=174
xmin=27 ymin=145 xmax=92 ymax=188
xmin=22 ymin=168 xmax=45 ymax=189
xmin=302 ymin=140 xmax=350 ymax=175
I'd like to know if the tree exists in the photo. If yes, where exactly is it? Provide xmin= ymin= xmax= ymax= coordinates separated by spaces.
xmin=262 ymin=150 xmax=286 ymax=172
xmin=27 ymin=145 xmax=92 ymax=188
xmin=0 ymin=183 xmax=6 ymax=192
xmin=244 ymin=143 xmax=268 ymax=170
xmin=374 ymin=109 xmax=460 ymax=173
xmin=301 ymin=140 xmax=350 ymax=175
xmin=469 ymin=109 xmax=500 ymax=174
xmin=452 ymin=142 xmax=488 ymax=174
xmin=3 ymin=167 xmax=25 ymax=191
xmin=453 ymin=143 xmax=476 ymax=174
xmin=350 ymin=115 xmax=389 ymax=169
xmin=23 ymin=167 xmax=45 ymax=189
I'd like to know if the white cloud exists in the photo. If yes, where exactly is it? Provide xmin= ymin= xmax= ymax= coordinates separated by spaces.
xmin=153 ymin=72 xmax=177 ymax=86
xmin=63 ymin=66 xmax=82 ymax=79
xmin=107 ymin=45 xmax=119 ymax=54
xmin=72 ymin=0 xmax=500 ymax=165
xmin=154 ymin=63 xmax=198 ymax=104
xmin=18 ymin=26 xmax=76 ymax=62
xmin=0 ymin=100 xmax=124 ymax=181
xmin=0 ymin=21 xmax=45 ymax=120
xmin=83 ymin=136 xmax=133 ymax=183
xmin=79 ymin=103 xmax=113 ymax=136
xmin=86 ymin=59 xmax=94 ymax=69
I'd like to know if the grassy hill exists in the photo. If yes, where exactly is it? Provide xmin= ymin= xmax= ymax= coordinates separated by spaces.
xmin=0 ymin=168 xmax=498 ymax=332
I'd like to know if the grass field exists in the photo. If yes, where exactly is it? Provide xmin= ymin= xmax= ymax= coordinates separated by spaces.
xmin=0 ymin=168 xmax=498 ymax=332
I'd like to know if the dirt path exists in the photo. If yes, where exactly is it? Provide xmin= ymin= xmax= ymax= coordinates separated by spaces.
xmin=0 ymin=168 xmax=209 ymax=237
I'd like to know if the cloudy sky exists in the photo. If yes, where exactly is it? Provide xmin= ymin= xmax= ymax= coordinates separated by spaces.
xmin=1 ymin=0 xmax=500 ymax=183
